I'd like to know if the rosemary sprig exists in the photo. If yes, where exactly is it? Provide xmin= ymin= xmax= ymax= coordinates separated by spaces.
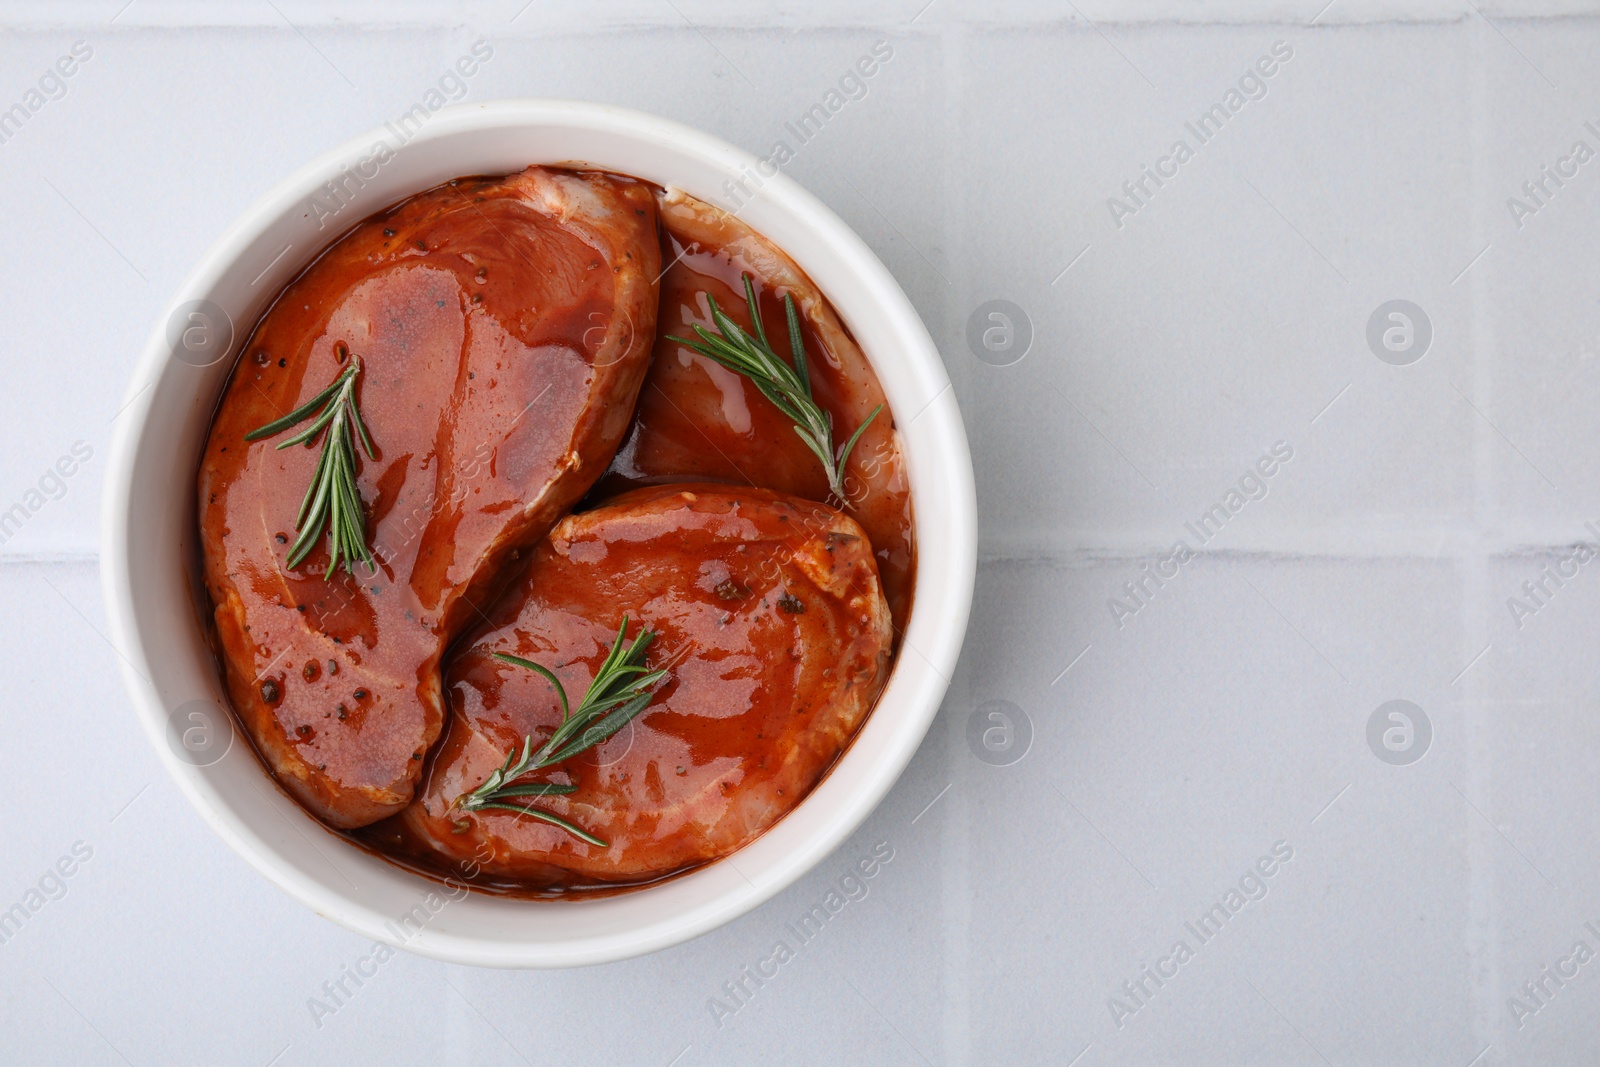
xmin=245 ymin=356 xmax=376 ymax=578
xmin=454 ymin=617 xmax=667 ymax=847
xmin=666 ymin=274 xmax=881 ymax=502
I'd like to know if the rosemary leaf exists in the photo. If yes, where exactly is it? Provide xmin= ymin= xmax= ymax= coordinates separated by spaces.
xmin=453 ymin=617 xmax=668 ymax=847
xmin=472 ymin=803 xmax=608 ymax=847
xmin=665 ymin=273 xmax=880 ymax=502
xmin=246 ymin=356 xmax=376 ymax=579
xmin=487 ymin=782 xmax=577 ymax=798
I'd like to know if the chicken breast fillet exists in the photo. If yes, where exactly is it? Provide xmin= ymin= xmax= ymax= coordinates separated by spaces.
xmin=599 ymin=187 xmax=916 ymax=632
xmin=198 ymin=167 xmax=660 ymax=828
xmin=393 ymin=485 xmax=893 ymax=887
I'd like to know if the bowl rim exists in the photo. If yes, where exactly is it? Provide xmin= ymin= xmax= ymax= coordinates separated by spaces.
xmin=100 ymin=98 xmax=975 ymax=967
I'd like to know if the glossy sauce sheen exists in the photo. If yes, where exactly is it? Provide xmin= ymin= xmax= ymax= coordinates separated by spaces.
xmin=595 ymin=188 xmax=916 ymax=633
xmin=372 ymin=486 xmax=892 ymax=889
xmin=198 ymin=168 xmax=660 ymax=828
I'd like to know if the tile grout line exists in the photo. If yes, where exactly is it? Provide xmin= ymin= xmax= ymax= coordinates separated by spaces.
xmin=1462 ymin=15 xmax=1501 ymax=1055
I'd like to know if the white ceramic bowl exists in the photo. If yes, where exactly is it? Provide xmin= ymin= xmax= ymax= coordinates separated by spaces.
xmin=101 ymin=100 xmax=975 ymax=968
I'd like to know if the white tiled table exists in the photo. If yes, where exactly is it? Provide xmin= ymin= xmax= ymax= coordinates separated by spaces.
xmin=5 ymin=1 xmax=1600 ymax=1063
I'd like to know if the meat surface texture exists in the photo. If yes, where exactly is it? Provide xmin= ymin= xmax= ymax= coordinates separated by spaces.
xmin=198 ymin=167 xmax=660 ymax=829
xmin=392 ymin=485 xmax=894 ymax=888
xmin=598 ymin=187 xmax=916 ymax=632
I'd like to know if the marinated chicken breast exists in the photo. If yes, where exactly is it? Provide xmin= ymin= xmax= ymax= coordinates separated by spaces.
xmin=390 ymin=485 xmax=893 ymax=887
xmin=597 ymin=188 xmax=916 ymax=631
xmin=198 ymin=167 xmax=660 ymax=828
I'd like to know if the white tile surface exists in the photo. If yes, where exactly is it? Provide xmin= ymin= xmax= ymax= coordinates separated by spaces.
xmin=6 ymin=1 xmax=1600 ymax=1064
